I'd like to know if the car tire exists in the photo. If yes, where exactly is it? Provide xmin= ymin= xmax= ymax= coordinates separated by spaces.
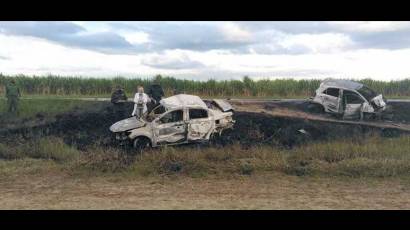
xmin=210 ymin=130 xmax=233 ymax=147
xmin=133 ymin=137 xmax=151 ymax=153
xmin=307 ymin=103 xmax=324 ymax=114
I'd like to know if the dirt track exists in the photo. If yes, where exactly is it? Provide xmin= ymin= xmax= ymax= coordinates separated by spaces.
xmin=1 ymin=173 xmax=409 ymax=209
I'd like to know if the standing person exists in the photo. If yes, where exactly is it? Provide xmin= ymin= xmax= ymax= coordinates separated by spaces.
xmin=5 ymin=79 xmax=21 ymax=115
xmin=132 ymin=86 xmax=151 ymax=118
xmin=111 ymin=85 xmax=128 ymax=120
xmin=147 ymin=77 xmax=164 ymax=107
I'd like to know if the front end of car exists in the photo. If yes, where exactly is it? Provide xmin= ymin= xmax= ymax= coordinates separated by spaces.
xmin=109 ymin=116 xmax=147 ymax=144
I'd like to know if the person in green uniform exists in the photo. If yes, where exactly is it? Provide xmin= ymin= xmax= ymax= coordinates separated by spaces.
xmin=5 ymin=79 xmax=21 ymax=115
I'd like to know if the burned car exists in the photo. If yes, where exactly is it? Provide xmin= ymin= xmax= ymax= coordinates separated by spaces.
xmin=309 ymin=79 xmax=390 ymax=120
xmin=109 ymin=94 xmax=235 ymax=150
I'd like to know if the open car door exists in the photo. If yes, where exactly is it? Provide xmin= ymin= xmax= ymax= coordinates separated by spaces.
xmin=342 ymin=90 xmax=364 ymax=120
xmin=320 ymin=87 xmax=342 ymax=114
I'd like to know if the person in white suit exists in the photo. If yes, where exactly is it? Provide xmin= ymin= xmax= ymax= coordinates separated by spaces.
xmin=132 ymin=86 xmax=151 ymax=118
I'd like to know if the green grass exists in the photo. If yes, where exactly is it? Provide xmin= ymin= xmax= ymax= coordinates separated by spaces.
xmin=0 ymin=98 xmax=100 ymax=119
xmin=0 ymin=137 xmax=81 ymax=162
xmin=18 ymin=94 xmax=311 ymax=100
xmin=2 ymin=135 xmax=410 ymax=179
xmin=20 ymin=95 xmax=112 ymax=99
xmin=97 ymin=135 xmax=410 ymax=178
xmin=285 ymin=136 xmax=410 ymax=177
xmin=0 ymin=137 xmax=80 ymax=179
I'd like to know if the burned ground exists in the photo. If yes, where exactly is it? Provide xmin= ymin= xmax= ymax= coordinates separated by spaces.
xmin=261 ymin=100 xmax=410 ymax=123
xmin=387 ymin=101 xmax=410 ymax=123
xmin=230 ymin=110 xmax=409 ymax=148
xmin=0 ymin=102 xmax=133 ymax=149
xmin=1 ymin=100 xmax=410 ymax=152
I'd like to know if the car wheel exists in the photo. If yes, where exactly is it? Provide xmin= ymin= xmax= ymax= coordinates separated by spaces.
xmin=210 ymin=130 xmax=233 ymax=147
xmin=133 ymin=137 xmax=151 ymax=153
xmin=307 ymin=103 xmax=324 ymax=114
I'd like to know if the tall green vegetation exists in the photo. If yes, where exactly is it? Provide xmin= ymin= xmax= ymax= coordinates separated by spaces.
xmin=1 ymin=74 xmax=410 ymax=98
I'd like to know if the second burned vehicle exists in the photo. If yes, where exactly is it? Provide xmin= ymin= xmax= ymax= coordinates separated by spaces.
xmin=110 ymin=94 xmax=235 ymax=150
xmin=309 ymin=79 xmax=391 ymax=120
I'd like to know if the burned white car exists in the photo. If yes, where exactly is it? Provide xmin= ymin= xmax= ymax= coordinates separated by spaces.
xmin=110 ymin=94 xmax=235 ymax=150
xmin=309 ymin=79 xmax=389 ymax=120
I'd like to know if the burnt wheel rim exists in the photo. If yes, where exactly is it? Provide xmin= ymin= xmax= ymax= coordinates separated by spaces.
xmin=133 ymin=138 xmax=150 ymax=150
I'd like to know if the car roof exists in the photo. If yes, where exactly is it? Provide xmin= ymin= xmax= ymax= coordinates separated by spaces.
xmin=160 ymin=94 xmax=208 ymax=110
xmin=320 ymin=79 xmax=363 ymax=91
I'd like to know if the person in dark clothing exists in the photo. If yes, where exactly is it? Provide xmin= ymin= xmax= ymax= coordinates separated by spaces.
xmin=147 ymin=82 xmax=164 ymax=103
xmin=172 ymin=88 xmax=181 ymax=95
xmin=5 ymin=79 xmax=21 ymax=115
xmin=111 ymin=85 xmax=128 ymax=120
xmin=147 ymin=79 xmax=165 ymax=112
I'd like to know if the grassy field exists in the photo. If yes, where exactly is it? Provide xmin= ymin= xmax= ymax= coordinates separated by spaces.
xmin=0 ymin=98 xmax=99 ymax=119
xmin=1 ymin=135 xmax=410 ymax=209
xmin=2 ymin=135 xmax=410 ymax=179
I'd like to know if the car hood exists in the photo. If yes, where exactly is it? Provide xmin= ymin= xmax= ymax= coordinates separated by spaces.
xmin=212 ymin=99 xmax=233 ymax=112
xmin=109 ymin=117 xmax=146 ymax=133
xmin=370 ymin=94 xmax=386 ymax=109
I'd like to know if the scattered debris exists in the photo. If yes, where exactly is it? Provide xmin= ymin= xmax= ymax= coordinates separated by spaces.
xmin=298 ymin=129 xmax=309 ymax=135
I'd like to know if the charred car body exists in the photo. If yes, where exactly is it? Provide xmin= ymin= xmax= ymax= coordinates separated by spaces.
xmin=309 ymin=79 xmax=390 ymax=120
xmin=110 ymin=94 xmax=235 ymax=150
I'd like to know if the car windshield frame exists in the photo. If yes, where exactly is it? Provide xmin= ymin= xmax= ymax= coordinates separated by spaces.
xmin=146 ymin=105 xmax=167 ymax=122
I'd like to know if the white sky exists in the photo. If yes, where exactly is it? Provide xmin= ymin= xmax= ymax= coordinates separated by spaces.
xmin=0 ymin=21 xmax=410 ymax=81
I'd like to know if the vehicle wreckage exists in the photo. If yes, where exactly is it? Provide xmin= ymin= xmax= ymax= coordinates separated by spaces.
xmin=110 ymin=94 xmax=235 ymax=150
xmin=308 ymin=79 xmax=392 ymax=120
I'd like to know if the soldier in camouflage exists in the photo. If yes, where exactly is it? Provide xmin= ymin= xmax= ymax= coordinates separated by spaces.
xmin=5 ymin=79 xmax=21 ymax=115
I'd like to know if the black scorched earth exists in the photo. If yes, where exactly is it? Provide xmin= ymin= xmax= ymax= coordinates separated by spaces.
xmin=1 ymin=99 xmax=410 ymax=152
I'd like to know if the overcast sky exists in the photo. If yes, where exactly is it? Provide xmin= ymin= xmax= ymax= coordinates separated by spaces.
xmin=1 ymin=21 xmax=410 ymax=81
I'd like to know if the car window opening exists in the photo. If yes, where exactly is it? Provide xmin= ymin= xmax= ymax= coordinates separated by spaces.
xmin=159 ymin=110 xmax=183 ymax=124
xmin=189 ymin=109 xmax=208 ymax=119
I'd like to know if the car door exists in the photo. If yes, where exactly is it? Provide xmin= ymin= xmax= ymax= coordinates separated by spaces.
xmin=187 ymin=108 xmax=214 ymax=141
xmin=342 ymin=90 xmax=365 ymax=119
xmin=153 ymin=109 xmax=187 ymax=145
xmin=320 ymin=87 xmax=341 ymax=113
